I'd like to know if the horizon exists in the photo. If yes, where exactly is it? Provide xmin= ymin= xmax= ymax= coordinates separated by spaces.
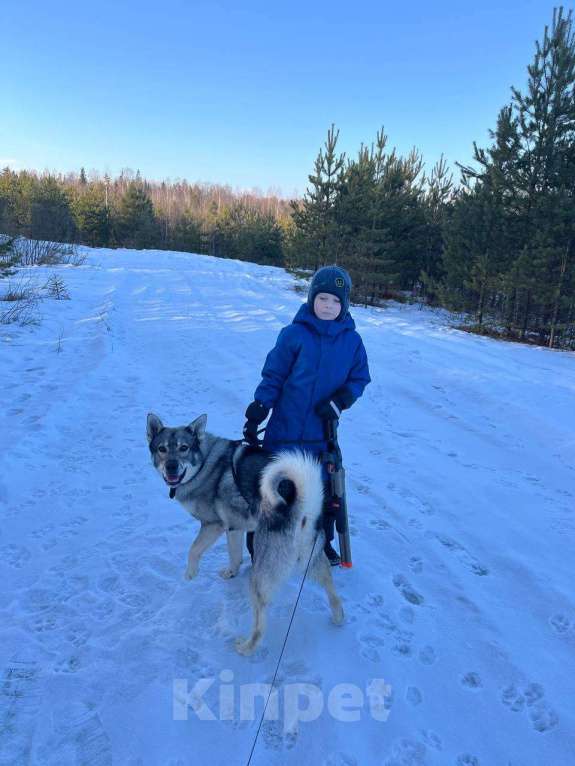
xmin=1 ymin=0 xmax=568 ymax=197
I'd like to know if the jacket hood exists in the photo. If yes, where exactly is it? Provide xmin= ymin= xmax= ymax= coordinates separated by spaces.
xmin=292 ymin=303 xmax=355 ymax=336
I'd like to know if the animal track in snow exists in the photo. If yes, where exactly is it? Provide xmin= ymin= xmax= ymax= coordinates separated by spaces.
xmin=387 ymin=483 xmax=435 ymax=516
xmin=421 ymin=729 xmax=442 ymax=750
xmin=358 ymin=632 xmax=386 ymax=663
xmin=406 ymin=686 xmax=423 ymax=706
xmin=549 ymin=613 xmax=571 ymax=634
xmin=408 ymin=556 xmax=423 ymax=573
xmin=432 ymin=533 xmax=489 ymax=576
xmin=383 ymin=737 xmax=427 ymax=766
xmin=392 ymin=574 xmax=424 ymax=606
xmin=0 ymin=544 xmax=31 ymax=568
xmin=0 ymin=660 xmax=41 ymax=765
xmin=461 ymin=672 xmax=482 ymax=689
xmin=370 ymin=518 xmax=391 ymax=532
xmin=501 ymin=682 xmax=558 ymax=732
xmin=419 ymin=646 xmax=437 ymax=665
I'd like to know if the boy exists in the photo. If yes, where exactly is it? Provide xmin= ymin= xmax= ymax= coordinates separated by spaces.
xmin=243 ymin=265 xmax=371 ymax=565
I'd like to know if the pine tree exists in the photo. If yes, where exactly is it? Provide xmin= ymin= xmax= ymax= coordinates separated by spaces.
xmin=511 ymin=6 xmax=575 ymax=346
xmin=290 ymin=124 xmax=346 ymax=270
xmin=114 ymin=183 xmax=159 ymax=248
xmin=420 ymin=155 xmax=453 ymax=300
xmin=72 ymin=185 xmax=111 ymax=246
xmin=29 ymin=175 xmax=76 ymax=242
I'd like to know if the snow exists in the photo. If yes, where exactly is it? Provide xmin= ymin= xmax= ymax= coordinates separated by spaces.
xmin=0 ymin=246 xmax=574 ymax=765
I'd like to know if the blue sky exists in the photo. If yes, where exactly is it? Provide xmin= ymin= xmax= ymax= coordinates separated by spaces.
xmin=1 ymin=0 xmax=568 ymax=196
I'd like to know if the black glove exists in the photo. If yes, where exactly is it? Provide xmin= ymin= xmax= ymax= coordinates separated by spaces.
xmin=315 ymin=387 xmax=355 ymax=421
xmin=243 ymin=400 xmax=269 ymax=446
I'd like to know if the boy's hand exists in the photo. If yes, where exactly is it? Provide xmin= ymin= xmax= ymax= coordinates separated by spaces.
xmin=243 ymin=400 xmax=269 ymax=445
xmin=315 ymin=387 xmax=355 ymax=421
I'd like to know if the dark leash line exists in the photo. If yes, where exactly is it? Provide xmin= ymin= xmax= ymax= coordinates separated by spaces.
xmin=245 ymin=532 xmax=319 ymax=766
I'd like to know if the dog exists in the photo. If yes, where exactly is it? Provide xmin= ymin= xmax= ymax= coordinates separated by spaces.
xmin=147 ymin=412 xmax=344 ymax=655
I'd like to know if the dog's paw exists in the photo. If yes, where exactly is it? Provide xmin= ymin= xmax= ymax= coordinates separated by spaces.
xmin=235 ymin=637 xmax=255 ymax=656
xmin=331 ymin=605 xmax=345 ymax=626
xmin=184 ymin=563 xmax=199 ymax=580
xmin=219 ymin=567 xmax=239 ymax=579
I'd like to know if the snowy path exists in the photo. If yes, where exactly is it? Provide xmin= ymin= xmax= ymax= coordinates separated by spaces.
xmin=0 ymin=248 xmax=574 ymax=765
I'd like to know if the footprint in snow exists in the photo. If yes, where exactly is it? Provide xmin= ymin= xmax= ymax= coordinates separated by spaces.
xmin=383 ymin=738 xmax=427 ymax=766
xmin=433 ymin=533 xmax=489 ymax=576
xmin=501 ymin=682 xmax=557 ymax=732
xmin=549 ymin=613 xmax=571 ymax=634
xmin=392 ymin=640 xmax=413 ymax=659
xmin=420 ymin=729 xmax=442 ymax=750
xmin=392 ymin=574 xmax=424 ymax=606
xmin=262 ymin=718 xmax=298 ymax=751
xmin=419 ymin=646 xmax=437 ymax=665
xmin=370 ymin=519 xmax=391 ymax=532
xmin=406 ymin=686 xmax=423 ymax=706
xmin=0 ymin=544 xmax=31 ymax=569
xmin=358 ymin=633 xmax=385 ymax=663
xmin=408 ymin=556 xmax=423 ymax=574
xmin=461 ymin=672 xmax=482 ymax=689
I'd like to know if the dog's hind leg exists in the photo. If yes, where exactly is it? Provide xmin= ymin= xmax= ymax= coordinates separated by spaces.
xmin=185 ymin=522 xmax=224 ymax=580
xmin=235 ymin=574 xmax=271 ymax=656
xmin=235 ymin=545 xmax=286 ymax=656
xmin=220 ymin=530 xmax=243 ymax=579
xmin=310 ymin=552 xmax=345 ymax=626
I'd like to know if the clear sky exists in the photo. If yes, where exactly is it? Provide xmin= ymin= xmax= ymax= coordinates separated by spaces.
xmin=1 ymin=0 xmax=569 ymax=197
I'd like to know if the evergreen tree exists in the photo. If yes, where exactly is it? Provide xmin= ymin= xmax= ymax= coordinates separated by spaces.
xmin=72 ymin=185 xmax=111 ymax=246
xmin=29 ymin=175 xmax=76 ymax=242
xmin=0 ymin=168 xmax=31 ymax=235
xmin=114 ymin=183 xmax=160 ymax=248
xmin=290 ymin=124 xmax=346 ymax=269
xmin=419 ymin=155 xmax=453 ymax=300
xmin=444 ymin=7 xmax=575 ymax=346
xmin=512 ymin=6 xmax=575 ymax=345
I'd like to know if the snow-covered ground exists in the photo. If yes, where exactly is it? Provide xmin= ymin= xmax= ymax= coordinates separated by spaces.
xmin=0 ymin=247 xmax=574 ymax=766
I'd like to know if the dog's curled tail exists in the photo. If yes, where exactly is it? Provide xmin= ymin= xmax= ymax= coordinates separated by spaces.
xmin=259 ymin=451 xmax=324 ymax=528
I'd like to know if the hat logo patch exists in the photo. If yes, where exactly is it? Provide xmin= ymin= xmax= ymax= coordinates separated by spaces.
xmin=335 ymin=277 xmax=345 ymax=288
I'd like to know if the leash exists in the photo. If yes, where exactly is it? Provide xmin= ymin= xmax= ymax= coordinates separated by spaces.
xmin=245 ymin=532 xmax=319 ymax=766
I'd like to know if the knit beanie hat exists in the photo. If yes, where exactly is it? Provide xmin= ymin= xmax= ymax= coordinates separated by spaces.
xmin=307 ymin=265 xmax=352 ymax=319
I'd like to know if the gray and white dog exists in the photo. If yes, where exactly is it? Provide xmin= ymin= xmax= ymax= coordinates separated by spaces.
xmin=147 ymin=413 xmax=344 ymax=655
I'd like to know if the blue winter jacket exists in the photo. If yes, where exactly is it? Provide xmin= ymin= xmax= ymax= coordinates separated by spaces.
xmin=254 ymin=304 xmax=371 ymax=454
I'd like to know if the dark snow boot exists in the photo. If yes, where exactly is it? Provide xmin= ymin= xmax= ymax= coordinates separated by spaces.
xmin=324 ymin=541 xmax=341 ymax=566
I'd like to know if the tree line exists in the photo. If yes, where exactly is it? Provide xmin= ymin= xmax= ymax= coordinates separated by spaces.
xmin=0 ymin=169 xmax=290 ymax=266
xmin=1 ymin=7 xmax=574 ymax=349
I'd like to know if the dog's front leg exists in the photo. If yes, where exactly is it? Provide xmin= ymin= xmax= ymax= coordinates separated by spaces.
xmin=185 ymin=522 xmax=224 ymax=580
xmin=220 ymin=530 xmax=243 ymax=579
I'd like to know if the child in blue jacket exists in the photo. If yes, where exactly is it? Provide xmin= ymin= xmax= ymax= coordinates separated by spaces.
xmin=243 ymin=265 xmax=371 ymax=565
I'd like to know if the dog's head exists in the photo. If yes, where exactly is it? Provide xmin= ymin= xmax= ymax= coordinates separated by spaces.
xmin=147 ymin=412 xmax=207 ymax=489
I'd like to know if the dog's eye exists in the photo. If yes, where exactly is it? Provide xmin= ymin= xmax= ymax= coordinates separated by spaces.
xmin=158 ymin=445 xmax=167 ymax=454
xmin=179 ymin=445 xmax=189 ymax=453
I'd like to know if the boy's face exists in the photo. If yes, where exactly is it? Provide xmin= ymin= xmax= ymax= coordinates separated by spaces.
xmin=313 ymin=292 xmax=341 ymax=320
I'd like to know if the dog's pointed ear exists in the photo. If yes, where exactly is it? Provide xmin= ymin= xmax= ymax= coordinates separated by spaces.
xmin=147 ymin=413 xmax=164 ymax=444
xmin=188 ymin=413 xmax=207 ymax=437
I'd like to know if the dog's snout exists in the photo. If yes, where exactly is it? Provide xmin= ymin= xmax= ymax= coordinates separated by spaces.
xmin=165 ymin=459 xmax=179 ymax=475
